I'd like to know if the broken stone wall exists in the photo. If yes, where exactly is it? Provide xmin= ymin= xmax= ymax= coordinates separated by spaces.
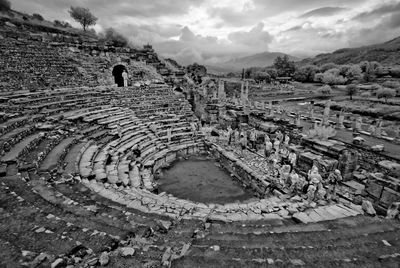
xmin=206 ymin=142 xmax=273 ymax=198
xmin=364 ymin=174 xmax=400 ymax=212
xmin=0 ymin=28 xmax=164 ymax=92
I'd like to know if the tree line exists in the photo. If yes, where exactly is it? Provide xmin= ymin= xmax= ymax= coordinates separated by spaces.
xmin=244 ymin=55 xmax=400 ymax=84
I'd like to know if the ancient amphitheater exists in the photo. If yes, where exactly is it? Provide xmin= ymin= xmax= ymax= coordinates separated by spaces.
xmin=1 ymin=14 xmax=400 ymax=268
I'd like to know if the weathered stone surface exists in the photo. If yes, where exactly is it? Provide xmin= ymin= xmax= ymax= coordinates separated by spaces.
xmin=119 ymin=247 xmax=135 ymax=257
xmin=380 ymin=188 xmax=400 ymax=207
xmin=386 ymin=202 xmax=400 ymax=220
xmin=362 ymin=200 xmax=376 ymax=216
xmin=99 ymin=252 xmax=109 ymax=266
xmin=365 ymin=181 xmax=383 ymax=199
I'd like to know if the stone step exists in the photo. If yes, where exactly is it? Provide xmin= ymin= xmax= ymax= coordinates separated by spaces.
xmin=1 ymin=175 xmax=129 ymax=239
xmin=172 ymin=253 xmax=400 ymax=268
xmin=62 ymin=142 xmax=88 ymax=175
xmin=39 ymin=137 xmax=76 ymax=172
xmin=184 ymin=231 xmax=400 ymax=266
xmin=1 ymin=133 xmax=44 ymax=163
xmin=194 ymin=220 xmax=400 ymax=248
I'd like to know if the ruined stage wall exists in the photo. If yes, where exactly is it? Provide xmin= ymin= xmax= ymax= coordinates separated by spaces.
xmin=0 ymin=28 xmax=163 ymax=92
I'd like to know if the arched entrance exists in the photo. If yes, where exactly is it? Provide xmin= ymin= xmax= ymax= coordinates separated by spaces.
xmin=112 ymin=65 xmax=127 ymax=87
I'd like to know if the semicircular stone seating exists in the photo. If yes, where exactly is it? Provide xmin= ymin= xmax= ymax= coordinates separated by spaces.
xmin=1 ymin=83 xmax=400 ymax=268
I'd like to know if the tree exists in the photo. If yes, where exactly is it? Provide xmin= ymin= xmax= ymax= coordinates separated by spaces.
xmin=358 ymin=61 xmax=370 ymax=73
xmin=346 ymin=65 xmax=363 ymax=82
xmin=346 ymin=84 xmax=359 ymax=100
xmin=273 ymin=55 xmax=296 ymax=77
xmin=314 ymin=73 xmax=324 ymax=83
xmin=254 ymin=71 xmax=271 ymax=83
xmin=265 ymin=68 xmax=278 ymax=80
xmin=0 ymin=0 xmax=11 ymax=12
xmin=321 ymin=69 xmax=347 ymax=85
xmin=244 ymin=69 xmax=252 ymax=79
xmin=377 ymin=88 xmax=396 ymax=103
xmin=293 ymin=65 xmax=320 ymax=82
xmin=68 ymin=6 xmax=97 ymax=31
xmin=338 ymin=65 xmax=351 ymax=77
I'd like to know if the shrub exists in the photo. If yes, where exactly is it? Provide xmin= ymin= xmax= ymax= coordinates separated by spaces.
xmin=382 ymin=80 xmax=400 ymax=89
xmin=0 ymin=0 xmax=11 ymax=12
xmin=377 ymin=88 xmax=396 ymax=103
xmin=32 ymin=13 xmax=44 ymax=21
xmin=101 ymin=28 xmax=129 ymax=47
xmin=321 ymin=69 xmax=347 ymax=85
xmin=254 ymin=71 xmax=271 ymax=83
xmin=389 ymin=68 xmax=400 ymax=78
xmin=360 ymin=91 xmax=371 ymax=98
xmin=319 ymin=85 xmax=332 ymax=95
xmin=54 ymin=20 xmax=71 ymax=28
xmin=375 ymin=67 xmax=390 ymax=77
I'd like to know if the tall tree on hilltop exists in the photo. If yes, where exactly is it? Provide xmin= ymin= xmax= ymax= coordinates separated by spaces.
xmin=273 ymin=55 xmax=296 ymax=77
xmin=68 ymin=6 xmax=97 ymax=31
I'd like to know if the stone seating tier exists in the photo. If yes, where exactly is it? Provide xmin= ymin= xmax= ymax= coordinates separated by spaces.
xmin=1 ymin=81 xmax=398 ymax=267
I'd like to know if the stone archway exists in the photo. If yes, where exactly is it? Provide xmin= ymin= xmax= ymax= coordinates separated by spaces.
xmin=112 ymin=64 xmax=127 ymax=87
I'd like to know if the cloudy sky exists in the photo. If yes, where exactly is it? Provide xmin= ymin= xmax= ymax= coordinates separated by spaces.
xmin=11 ymin=0 xmax=400 ymax=65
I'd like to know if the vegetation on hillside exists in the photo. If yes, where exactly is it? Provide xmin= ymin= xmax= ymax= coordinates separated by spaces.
xmin=99 ymin=28 xmax=129 ymax=47
xmin=300 ymin=36 xmax=400 ymax=66
xmin=0 ymin=0 xmax=11 ymax=12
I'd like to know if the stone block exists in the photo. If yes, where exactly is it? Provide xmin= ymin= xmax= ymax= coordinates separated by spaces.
xmin=379 ymin=160 xmax=400 ymax=171
xmin=365 ymin=181 xmax=383 ymax=199
xmin=380 ymin=187 xmax=400 ymax=207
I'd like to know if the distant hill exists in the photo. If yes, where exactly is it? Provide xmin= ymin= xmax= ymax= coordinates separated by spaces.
xmin=208 ymin=52 xmax=299 ymax=73
xmin=300 ymin=36 xmax=400 ymax=66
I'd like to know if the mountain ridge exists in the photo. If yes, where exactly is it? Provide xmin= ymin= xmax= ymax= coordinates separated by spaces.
xmin=299 ymin=36 xmax=400 ymax=66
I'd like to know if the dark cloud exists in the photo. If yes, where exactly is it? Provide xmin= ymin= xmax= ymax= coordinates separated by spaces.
xmin=299 ymin=7 xmax=347 ymax=18
xmin=283 ymin=25 xmax=303 ymax=32
xmin=386 ymin=12 xmax=400 ymax=29
xmin=353 ymin=1 xmax=400 ymax=21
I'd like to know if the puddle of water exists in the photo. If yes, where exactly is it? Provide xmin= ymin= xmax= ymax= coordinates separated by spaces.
xmin=157 ymin=156 xmax=257 ymax=204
